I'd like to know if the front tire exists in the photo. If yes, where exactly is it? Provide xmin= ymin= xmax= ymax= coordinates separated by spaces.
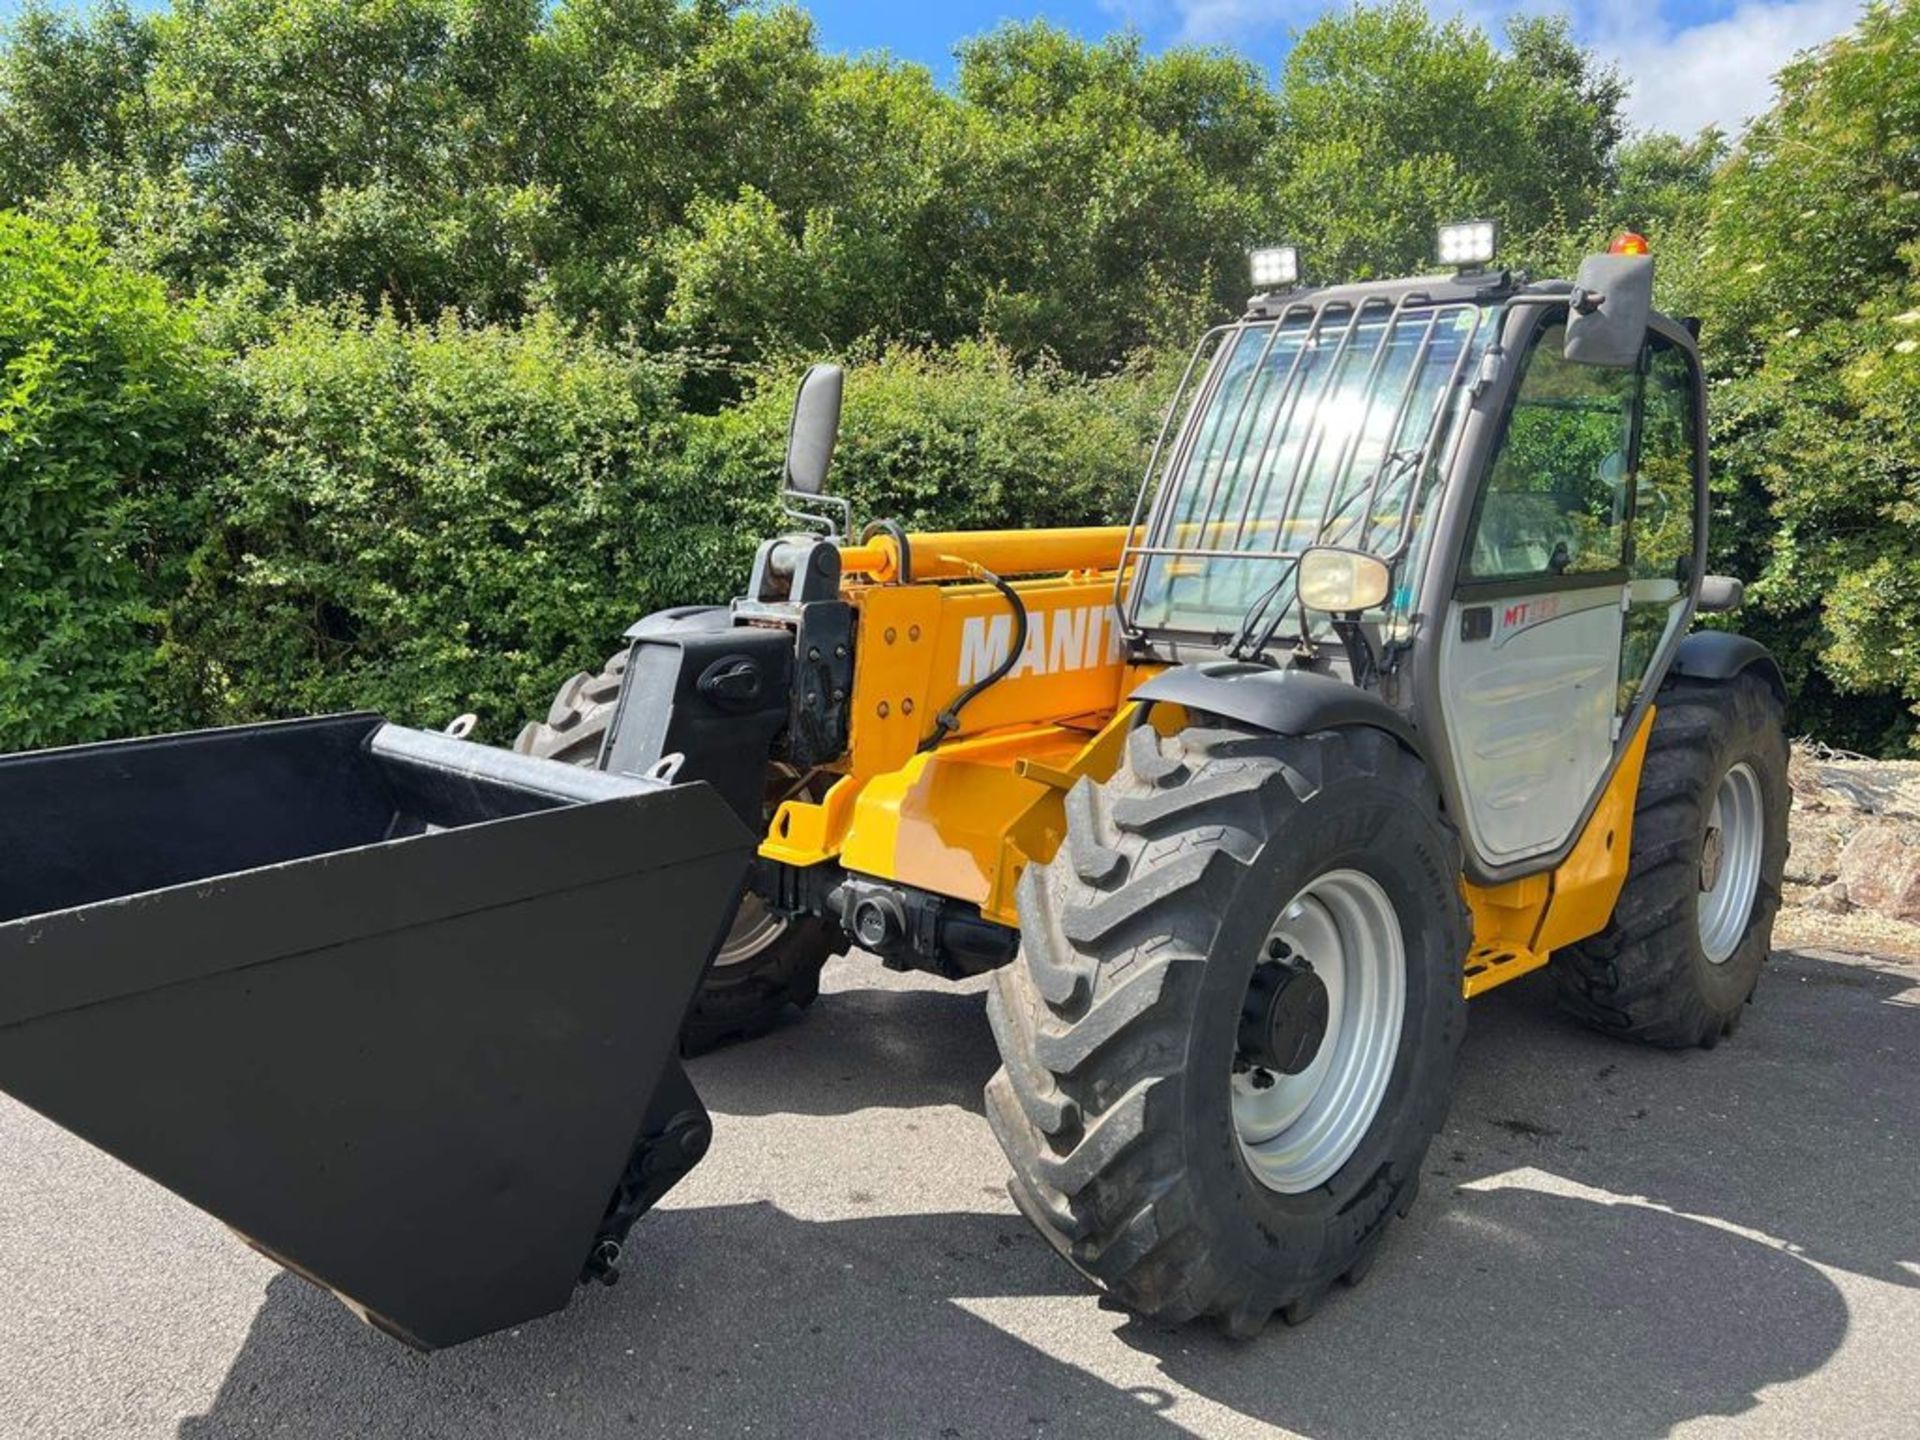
xmin=1553 ymin=672 xmax=1789 ymax=1048
xmin=986 ymin=723 xmax=1469 ymax=1336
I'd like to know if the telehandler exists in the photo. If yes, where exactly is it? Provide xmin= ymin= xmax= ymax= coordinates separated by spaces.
xmin=0 ymin=227 xmax=1789 ymax=1349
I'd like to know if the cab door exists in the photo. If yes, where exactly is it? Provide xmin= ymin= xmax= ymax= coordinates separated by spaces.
xmin=1436 ymin=317 xmax=1639 ymax=870
xmin=1434 ymin=317 xmax=1704 ymax=872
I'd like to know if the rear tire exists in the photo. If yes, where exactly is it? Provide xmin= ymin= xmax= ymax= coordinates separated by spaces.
xmin=513 ymin=652 xmax=629 ymax=767
xmin=515 ymin=651 xmax=842 ymax=1053
xmin=1553 ymin=672 xmax=1789 ymax=1048
xmin=986 ymin=723 xmax=1469 ymax=1336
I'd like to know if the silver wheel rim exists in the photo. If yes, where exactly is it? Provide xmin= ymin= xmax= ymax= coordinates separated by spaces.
xmin=1698 ymin=761 xmax=1764 ymax=964
xmin=715 ymin=893 xmax=787 ymax=968
xmin=1232 ymin=869 xmax=1406 ymax=1194
xmin=715 ymin=765 xmax=811 ymax=968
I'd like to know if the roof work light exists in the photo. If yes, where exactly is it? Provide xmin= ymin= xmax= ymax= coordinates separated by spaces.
xmin=1437 ymin=220 xmax=1498 ymax=269
xmin=1250 ymin=246 xmax=1300 ymax=290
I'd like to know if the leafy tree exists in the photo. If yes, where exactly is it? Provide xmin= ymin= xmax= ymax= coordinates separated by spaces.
xmin=655 ymin=22 xmax=1291 ymax=372
xmin=0 ymin=1 xmax=155 ymax=207
xmin=1273 ymin=3 xmax=1625 ymax=279
xmin=1701 ymin=0 xmax=1920 ymax=749
xmin=528 ymin=0 xmax=832 ymax=337
xmin=0 ymin=0 xmax=1640 ymax=372
xmin=947 ymin=25 xmax=1280 ymax=368
xmin=140 ymin=0 xmax=553 ymax=317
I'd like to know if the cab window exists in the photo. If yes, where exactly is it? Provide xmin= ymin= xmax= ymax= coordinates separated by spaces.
xmin=1617 ymin=333 xmax=1701 ymax=712
xmin=1464 ymin=320 xmax=1636 ymax=583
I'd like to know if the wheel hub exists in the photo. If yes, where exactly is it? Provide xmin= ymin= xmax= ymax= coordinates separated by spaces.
xmin=1230 ymin=869 xmax=1407 ymax=1195
xmin=1700 ymin=823 xmax=1725 ymax=892
xmin=1238 ymin=959 xmax=1330 ymax=1077
xmin=1698 ymin=761 xmax=1766 ymax=964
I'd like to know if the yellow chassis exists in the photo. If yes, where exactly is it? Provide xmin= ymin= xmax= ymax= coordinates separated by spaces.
xmin=761 ymin=526 xmax=1647 ymax=998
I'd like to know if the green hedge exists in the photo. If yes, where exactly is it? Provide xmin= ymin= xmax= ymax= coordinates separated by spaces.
xmin=689 ymin=341 xmax=1166 ymax=536
xmin=158 ymin=326 xmax=1164 ymax=741
xmin=8 ymin=213 xmax=1909 ymax=758
xmin=165 ymin=307 xmax=715 ymax=740
xmin=0 ymin=212 xmax=210 ymax=749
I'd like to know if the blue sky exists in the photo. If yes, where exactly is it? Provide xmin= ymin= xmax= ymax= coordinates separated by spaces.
xmin=802 ymin=0 xmax=1866 ymax=134
xmin=1 ymin=0 xmax=1868 ymax=136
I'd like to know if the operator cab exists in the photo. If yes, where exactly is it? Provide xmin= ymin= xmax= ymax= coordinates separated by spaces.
xmin=1119 ymin=224 xmax=1730 ymax=881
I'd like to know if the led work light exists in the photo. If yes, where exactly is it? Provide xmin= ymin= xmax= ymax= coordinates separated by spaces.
xmin=1250 ymin=246 xmax=1300 ymax=290
xmin=1437 ymin=220 xmax=1498 ymax=269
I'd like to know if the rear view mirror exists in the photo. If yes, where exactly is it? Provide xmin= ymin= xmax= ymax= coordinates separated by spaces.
xmin=1564 ymin=253 xmax=1654 ymax=368
xmin=784 ymin=363 xmax=844 ymax=497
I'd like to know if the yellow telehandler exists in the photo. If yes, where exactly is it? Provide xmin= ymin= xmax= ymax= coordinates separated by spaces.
xmin=0 ymin=227 xmax=1789 ymax=1348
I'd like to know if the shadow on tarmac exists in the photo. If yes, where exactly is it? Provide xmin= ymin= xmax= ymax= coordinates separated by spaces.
xmin=180 ymin=949 xmax=1915 ymax=1438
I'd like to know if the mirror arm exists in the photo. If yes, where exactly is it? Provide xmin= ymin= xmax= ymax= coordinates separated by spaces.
xmin=1330 ymin=615 xmax=1381 ymax=687
xmin=780 ymin=489 xmax=853 ymax=542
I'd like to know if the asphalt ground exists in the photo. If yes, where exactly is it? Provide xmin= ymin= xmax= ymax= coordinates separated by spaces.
xmin=4 ymin=944 xmax=1918 ymax=1440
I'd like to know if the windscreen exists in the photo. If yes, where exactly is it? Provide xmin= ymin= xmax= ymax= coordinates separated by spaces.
xmin=1124 ymin=298 xmax=1490 ymax=641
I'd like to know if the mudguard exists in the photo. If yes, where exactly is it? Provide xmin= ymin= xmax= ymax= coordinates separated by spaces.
xmin=0 ymin=715 xmax=753 ymax=1349
xmin=1130 ymin=661 xmax=1424 ymax=755
xmin=1665 ymin=630 xmax=1788 ymax=703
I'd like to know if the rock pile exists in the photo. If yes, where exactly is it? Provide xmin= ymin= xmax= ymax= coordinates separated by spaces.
xmin=1787 ymin=744 xmax=1920 ymax=921
xmin=1775 ymin=743 xmax=1920 ymax=958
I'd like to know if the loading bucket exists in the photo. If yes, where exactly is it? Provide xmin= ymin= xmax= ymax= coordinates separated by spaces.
xmin=0 ymin=714 xmax=754 ymax=1349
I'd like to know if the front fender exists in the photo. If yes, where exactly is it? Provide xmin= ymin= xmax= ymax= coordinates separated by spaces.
xmin=1129 ymin=662 xmax=1425 ymax=758
xmin=1665 ymin=631 xmax=1787 ymax=704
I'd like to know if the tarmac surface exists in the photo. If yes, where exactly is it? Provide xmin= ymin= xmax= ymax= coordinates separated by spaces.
xmin=4 ymin=945 xmax=1918 ymax=1439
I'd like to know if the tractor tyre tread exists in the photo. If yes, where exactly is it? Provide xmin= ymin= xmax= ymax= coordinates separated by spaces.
xmin=987 ymin=723 xmax=1469 ymax=1336
xmin=1552 ymin=672 xmax=1789 ymax=1048
xmin=513 ymin=651 xmax=629 ymax=767
xmin=677 ymin=916 xmax=844 ymax=1057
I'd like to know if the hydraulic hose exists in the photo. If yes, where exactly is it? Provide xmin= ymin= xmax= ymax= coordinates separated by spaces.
xmin=919 ymin=559 xmax=1028 ymax=752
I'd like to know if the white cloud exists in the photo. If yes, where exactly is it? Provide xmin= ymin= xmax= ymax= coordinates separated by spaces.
xmin=1164 ymin=0 xmax=1311 ymax=44
xmin=1136 ymin=0 xmax=1866 ymax=137
xmin=1591 ymin=0 xmax=1864 ymax=135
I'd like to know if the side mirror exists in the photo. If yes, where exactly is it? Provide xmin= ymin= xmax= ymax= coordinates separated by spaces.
xmin=784 ymin=363 xmax=844 ymax=498
xmin=1696 ymin=575 xmax=1745 ymax=613
xmin=1298 ymin=547 xmax=1392 ymax=613
xmin=1564 ymin=253 xmax=1654 ymax=368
